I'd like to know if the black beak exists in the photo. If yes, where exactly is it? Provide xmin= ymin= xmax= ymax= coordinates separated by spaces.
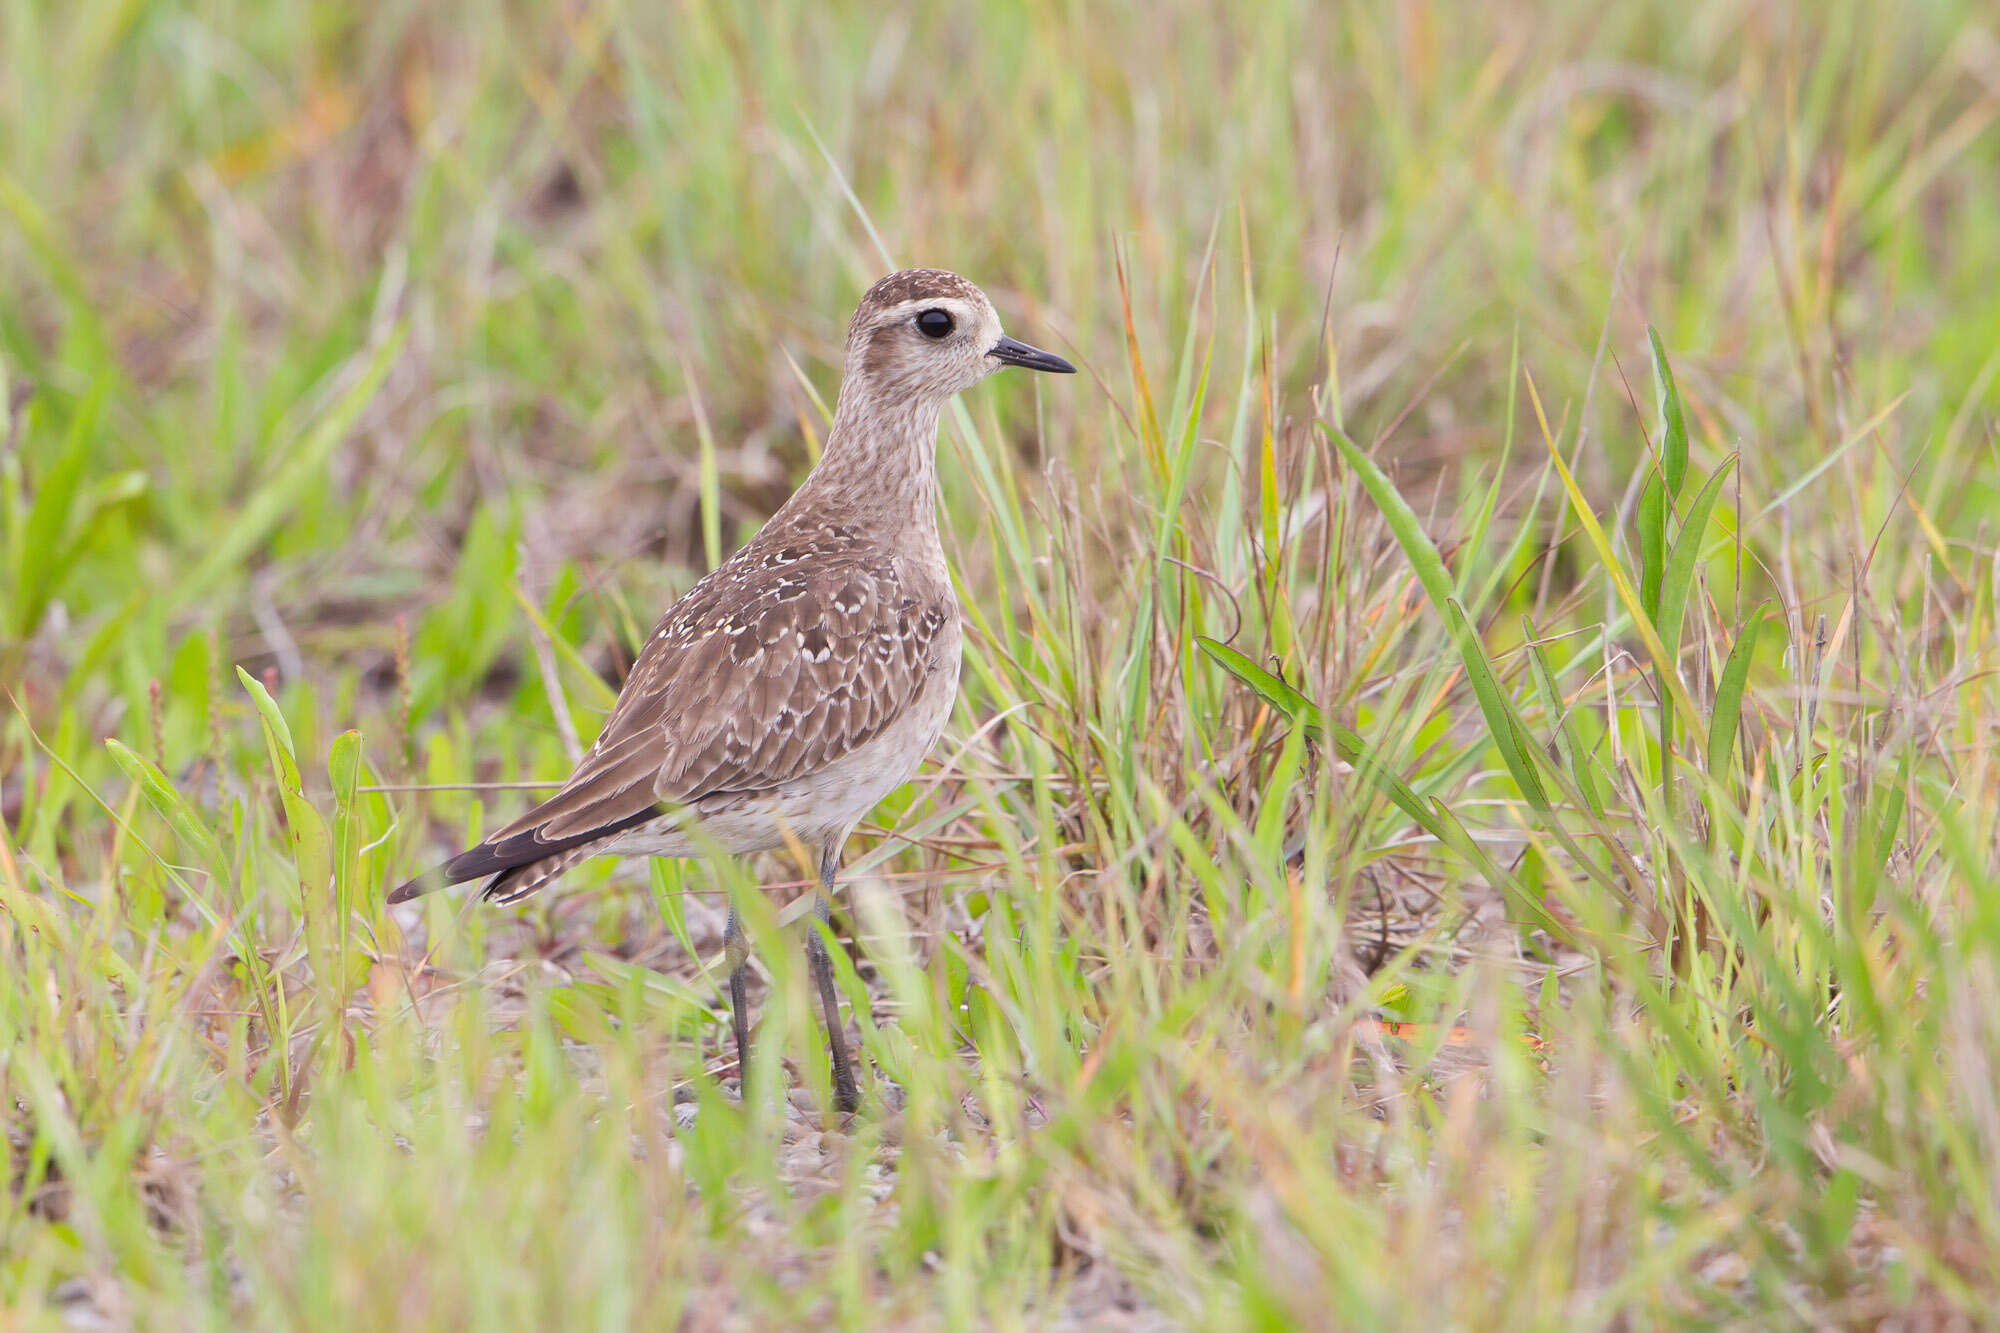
xmin=988 ymin=335 xmax=1076 ymax=374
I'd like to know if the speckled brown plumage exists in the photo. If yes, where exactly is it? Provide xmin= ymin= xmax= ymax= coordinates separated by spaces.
xmin=451 ymin=528 xmax=956 ymax=895
xmin=390 ymin=268 xmax=1075 ymax=1111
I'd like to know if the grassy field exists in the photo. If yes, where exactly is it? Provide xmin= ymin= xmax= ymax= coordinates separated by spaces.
xmin=5 ymin=1 xmax=2000 ymax=1326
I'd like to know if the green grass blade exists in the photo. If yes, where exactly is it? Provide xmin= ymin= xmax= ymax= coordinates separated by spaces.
xmin=1195 ymin=635 xmax=1438 ymax=840
xmin=1527 ymin=375 xmax=1703 ymax=722
xmin=1649 ymin=326 xmax=1690 ymax=498
xmin=1705 ymin=613 xmax=1764 ymax=778
xmin=1194 ymin=636 xmax=1568 ymax=945
xmin=1524 ymin=617 xmax=1603 ymax=816
xmin=1638 ymin=327 xmax=1691 ymax=620
xmin=1445 ymin=599 xmax=1551 ymax=813
xmin=1323 ymin=427 xmax=1453 ymax=610
xmin=1657 ymin=457 xmax=1737 ymax=665
xmin=1638 ymin=485 xmax=1666 ymax=626
xmin=103 ymin=739 xmax=229 ymax=888
xmin=1321 ymin=426 xmax=1551 ymax=813
xmin=240 ymin=669 xmax=333 ymax=915
xmin=12 ymin=380 xmax=103 ymax=638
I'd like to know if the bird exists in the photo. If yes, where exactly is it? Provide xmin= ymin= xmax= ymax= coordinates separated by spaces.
xmin=390 ymin=268 xmax=1076 ymax=1112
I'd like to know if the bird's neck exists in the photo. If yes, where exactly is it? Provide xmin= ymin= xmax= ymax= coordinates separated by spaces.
xmin=781 ymin=384 xmax=946 ymax=538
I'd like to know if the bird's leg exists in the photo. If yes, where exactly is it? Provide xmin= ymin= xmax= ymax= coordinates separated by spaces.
xmin=808 ymin=843 xmax=861 ymax=1113
xmin=722 ymin=899 xmax=752 ymax=1099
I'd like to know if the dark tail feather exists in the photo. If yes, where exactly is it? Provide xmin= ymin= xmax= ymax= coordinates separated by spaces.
xmin=386 ymin=863 xmax=455 ymax=904
xmin=384 ymin=858 xmax=535 ymax=905
xmin=387 ymin=805 xmax=663 ymax=906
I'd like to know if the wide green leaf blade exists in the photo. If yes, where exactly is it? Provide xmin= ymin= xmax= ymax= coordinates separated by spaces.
xmin=1706 ymin=613 xmax=1764 ymax=778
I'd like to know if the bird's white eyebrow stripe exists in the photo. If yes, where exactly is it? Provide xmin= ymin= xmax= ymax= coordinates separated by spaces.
xmin=881 ymin=296 xmax=973 ymax=318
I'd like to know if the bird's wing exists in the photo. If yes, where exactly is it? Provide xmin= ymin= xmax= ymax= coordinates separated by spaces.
xmin=414 ymin=542 xmax=951 ymax=892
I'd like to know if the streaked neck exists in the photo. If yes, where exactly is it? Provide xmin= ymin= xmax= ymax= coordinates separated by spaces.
xmin=781 ymin=380 xmax=945 ymax=535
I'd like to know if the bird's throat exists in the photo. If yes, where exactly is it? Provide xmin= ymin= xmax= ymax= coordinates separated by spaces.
xmin=786 ymin=390 xmax=946 ymax=536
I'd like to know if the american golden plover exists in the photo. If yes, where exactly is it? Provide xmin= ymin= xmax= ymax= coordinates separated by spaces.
xmin=392 ymin=269 xmax=1075 ymax=1111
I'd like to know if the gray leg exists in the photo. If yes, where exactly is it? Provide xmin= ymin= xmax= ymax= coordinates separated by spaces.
xmin=809 ymin=843 xmax=861 ymax=1113
xmin=722 ymin=901 xmax=752 ymax=1097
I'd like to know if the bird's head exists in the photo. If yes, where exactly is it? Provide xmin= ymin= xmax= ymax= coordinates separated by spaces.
xmin=843 ymin=268 xmax=1074 ymax=401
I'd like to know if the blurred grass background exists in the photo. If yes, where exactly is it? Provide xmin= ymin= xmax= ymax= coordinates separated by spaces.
xmin=4 ymin=0 xmax=2000 ymax=1326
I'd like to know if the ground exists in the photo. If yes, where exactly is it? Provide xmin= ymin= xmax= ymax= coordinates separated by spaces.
xmin=4 ymin=2 xmax=2000 ymax=1327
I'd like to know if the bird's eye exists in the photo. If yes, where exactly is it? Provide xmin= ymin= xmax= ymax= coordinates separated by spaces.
xmin=916 ymin=308 xmax=955 ymax=339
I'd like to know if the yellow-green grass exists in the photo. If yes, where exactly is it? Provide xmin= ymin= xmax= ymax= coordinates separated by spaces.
xmin=4 ymin=1 xmax=1999 ymax=1325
